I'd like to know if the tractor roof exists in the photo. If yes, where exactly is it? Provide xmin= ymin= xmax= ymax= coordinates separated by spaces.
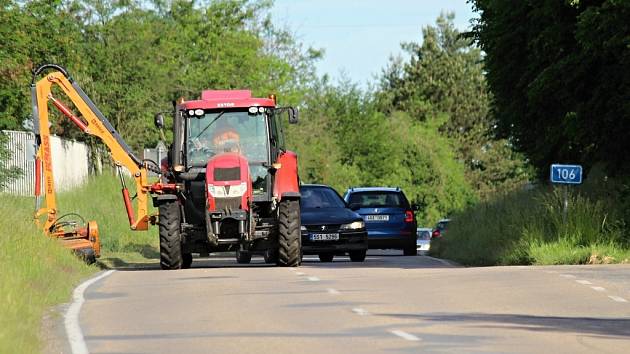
xmin=179 ymin=90 xmax=275 ymax=110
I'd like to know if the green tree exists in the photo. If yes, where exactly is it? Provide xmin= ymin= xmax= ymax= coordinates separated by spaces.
xmin=470 ymin=0 xmax=630 ymax=177
xmin=379 ymin=13 xmax=531 ymax=199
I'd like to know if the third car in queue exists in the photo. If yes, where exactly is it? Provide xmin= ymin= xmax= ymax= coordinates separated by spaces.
xmin=300 ymin=184 xmax=368 ymax=262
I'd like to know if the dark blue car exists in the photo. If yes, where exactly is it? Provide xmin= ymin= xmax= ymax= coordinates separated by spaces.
xmin=300 ymin=184 xmax=368 ymax=262
xmin=343 ymin=187 xmax=417 ymax=256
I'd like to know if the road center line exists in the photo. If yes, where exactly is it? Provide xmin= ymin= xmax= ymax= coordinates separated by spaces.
xmin=390 ymin=330 xmax=421 ymax=341
xmin=65 ymin=270 xmax=116 ymax=354
xmin=307 ymin=276 xmax=320 ymax=282
xmin=591 ymin=286 xmax=606 ymax=292
xmin=560 ymin=274 xmax=576 ymax=278
xmin=352 ymin=308 xmax=370 ymax=316
xmin=295 ymin=272 xmax=306 ymax=276
xmin=327 ymin=288 xmax=340 ymax=295
xmin=608 ymin=296 xmax=628 ymax=303
xmin=576 ymin=280 xmax=592 ymax=285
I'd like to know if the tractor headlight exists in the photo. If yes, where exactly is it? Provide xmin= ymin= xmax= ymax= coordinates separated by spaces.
xmin=340 ymin=221 xmax=365 ymax=230
xmin=300 ymin=225 xmax=307 ymax=231
xmin=207 ymin=182 xmax=248 ymax=198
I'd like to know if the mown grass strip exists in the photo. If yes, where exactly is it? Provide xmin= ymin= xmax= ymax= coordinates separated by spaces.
xmin=0 ymin=173 xmax=158 ymax=353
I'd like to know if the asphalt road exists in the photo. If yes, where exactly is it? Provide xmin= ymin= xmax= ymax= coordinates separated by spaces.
xmin=74 ymin=251 xmax=630 ymax=354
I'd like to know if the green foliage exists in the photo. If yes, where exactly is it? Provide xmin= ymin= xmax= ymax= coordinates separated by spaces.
xmin=429 ymin=169 xmax=630 ymax=265
xmin=470 ymin=0 xmax=630 ymax=176
xmin=0 ymin=0 xmax=319 ymax=152
xmin=287 ymin=79 xmax=476 ymax=224
xmin=379 ymin=13 xmax=532 ymax=199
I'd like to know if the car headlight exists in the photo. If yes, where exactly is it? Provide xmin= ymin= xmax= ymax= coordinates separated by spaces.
xmin=340 ymin=220 xmax=365 ymax=230
xmin=300 ymin=226 xmax=307 ymax=231
xmin=207 ymin=182 xmax=247 ymax=198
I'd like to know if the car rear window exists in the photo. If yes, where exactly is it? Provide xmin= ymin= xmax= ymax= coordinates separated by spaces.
xmin=301 ymin=187 xmax=346 ymax=208
xmin=348 ymin=191 xmax=410 ymax=208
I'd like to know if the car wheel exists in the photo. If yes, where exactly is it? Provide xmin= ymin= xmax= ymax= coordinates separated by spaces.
xmin=236 ymin=249 xmax=252 ymax=264
xmin=318 ymin=253 xmax=334 ymax=262
xmin=403 ymin=244 xmax=418 ymax=256
xmin=349 ymin=250 xmax=366 ymax=262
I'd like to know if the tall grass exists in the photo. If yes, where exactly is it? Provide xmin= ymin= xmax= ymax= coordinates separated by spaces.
xmin=0 ymin=173 xmax=158 ymax=353
xmin=429 ymin=169 xmax=630 ymax=266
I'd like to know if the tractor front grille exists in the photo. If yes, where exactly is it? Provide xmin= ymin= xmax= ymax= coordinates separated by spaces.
xmin=215 ymin=197 xmax=242 ymax=212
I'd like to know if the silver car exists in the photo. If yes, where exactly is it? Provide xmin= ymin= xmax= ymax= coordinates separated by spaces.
xmin=416 ymin=227 xmax=432 ymax=253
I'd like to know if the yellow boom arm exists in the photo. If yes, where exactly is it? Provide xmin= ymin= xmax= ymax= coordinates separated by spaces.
xmin=32 ymin=66 xmax=155 ymax=233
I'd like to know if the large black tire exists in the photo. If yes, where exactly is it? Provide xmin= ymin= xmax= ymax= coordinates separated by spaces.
xmin=277 ymin=199 xmax=301 ymax=267
xmin=236 ymin=249 xmax=252 ymax=264
xmin=403 ymin=243 xmax=418 ymax=256
xmin=159 ymin=201 xmax=183 ymax=270
xmin=318 ymin=253 xmax=334 ymax=262
xmin=349 ymin=250 xmax=366 ymax=262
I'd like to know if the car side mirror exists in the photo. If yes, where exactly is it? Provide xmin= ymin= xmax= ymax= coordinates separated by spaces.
xmin=154 ymin=113 xmax=165 ymax=129
xmin=348 ymin=203 xmax=361 ymax=211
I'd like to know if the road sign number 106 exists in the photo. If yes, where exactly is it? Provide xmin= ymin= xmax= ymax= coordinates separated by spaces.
xmin=550 ymin=164 xmax=582 ymax=184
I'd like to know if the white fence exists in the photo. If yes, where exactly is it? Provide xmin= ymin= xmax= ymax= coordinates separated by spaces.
xmin=1 ymin=130 xmax=90 ymax=196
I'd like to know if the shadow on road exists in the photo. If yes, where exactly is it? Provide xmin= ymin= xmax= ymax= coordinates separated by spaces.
xmin=378 ymin=312 xmax=630 ymax=338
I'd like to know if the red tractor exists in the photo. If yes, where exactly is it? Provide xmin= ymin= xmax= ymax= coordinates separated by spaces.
xmin=154 ymin=90 xmax=302 ymax=269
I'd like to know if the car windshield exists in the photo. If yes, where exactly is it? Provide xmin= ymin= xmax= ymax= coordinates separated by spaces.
xmin=348 ymin=191 xmax=409 ymax=208
xmin=301 ymin=187 xmax=346 ymax=209
xmin=417 ymin=230 xmax=431 ymax=240
xmin=436 ymin=221 xmax=449 ymax=231
xmin=186 ymin=110 xmax=269 ymax=167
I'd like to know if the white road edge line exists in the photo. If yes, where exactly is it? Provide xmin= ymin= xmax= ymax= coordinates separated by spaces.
xmin=390 ymin=330 xmax=421 ymax=342
xmin=65 ymin=270 xmax=115 ymax=354
xmin=295 ymin=272 xmax=306 ymax=276
xmin=352 ymin=308 xmax=370 ymax=316
xmin=576 ymin=280 xmax=592 ymax=285
xmin=327 ymin=288 xmax=340 ymax=295
xmin=423 ymin=256 xmax=458 ymax=267
xmin=307 ymin=276 xmax=320 ymax=282
xmin=608 ymin=296 xmax=628 ymax=303
xmin=591 ymin=286 xmax=606 ymax=292
xmin=560 ymin=274 xmax=576 ymax=278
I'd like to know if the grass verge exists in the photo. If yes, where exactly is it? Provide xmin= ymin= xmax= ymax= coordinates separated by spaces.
xmin=0 ymin=173 xmax=159 ymax=353
xmin=429 ymin=168 xmax=630 ymax=266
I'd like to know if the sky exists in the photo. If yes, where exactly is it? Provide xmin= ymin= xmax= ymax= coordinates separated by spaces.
xmin=270 ymin=0 xmax=478 ymax=87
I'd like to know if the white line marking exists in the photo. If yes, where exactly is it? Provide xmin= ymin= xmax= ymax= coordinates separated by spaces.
xmin=307 ymin=276 xmax=320 ymax=282
xmin=424 ymin=256 xmax=458 ymax=267
xmin=576 ymin=280 xmax=592 ymax=285
xmin=560 ymin=274 xmax=576 ymax=278
xmin=608 ymin=296 xmax=628 ymax=303
xmin=65 ymin=270 xmax=115 ymax=354
xmin=295 ymin=272 xmax=305 ymax=276
xmin=327 ymin=288 xmax=340 ymax=295
xmin=591 ymin=286 xmax=606 ymax=292
xmin=352 ymin=308 xmax=370 ymax=316
xmin=390 ymin=330 xmax=421 ymax=342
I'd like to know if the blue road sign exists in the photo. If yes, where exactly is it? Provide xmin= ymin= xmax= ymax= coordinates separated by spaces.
xmin=550 ymin=164 xmax=583 ymax=184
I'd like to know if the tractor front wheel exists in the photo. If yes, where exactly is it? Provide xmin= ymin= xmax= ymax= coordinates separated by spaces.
xmin=159 ymin=200 xmax=183 ymax=270
xmin=277 ymin=199 xmax=301 ymax=267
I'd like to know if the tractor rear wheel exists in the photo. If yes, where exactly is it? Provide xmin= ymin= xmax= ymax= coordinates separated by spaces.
xmin=159 ymin=200 xmax=183 ymax=270
xmin=277 ymin=199 xmax=301 ymax=267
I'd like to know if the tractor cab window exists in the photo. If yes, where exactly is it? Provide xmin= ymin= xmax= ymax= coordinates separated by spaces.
xmin=186 ymin=110 xmax=270 ymax=194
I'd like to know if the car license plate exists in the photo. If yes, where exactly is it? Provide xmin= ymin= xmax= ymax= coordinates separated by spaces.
xmin=366 ymin=215 xmax=389 ymax=221
xmin=310 ymin=233 xmax=339 ymax=241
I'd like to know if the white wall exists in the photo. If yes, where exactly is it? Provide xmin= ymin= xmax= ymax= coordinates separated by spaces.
xmin=1 ymin=130 xmax=90 ymax=195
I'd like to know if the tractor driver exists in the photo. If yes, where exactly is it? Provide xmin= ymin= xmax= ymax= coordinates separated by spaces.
xmin=212 ymin=122 xmax=241 ymax=154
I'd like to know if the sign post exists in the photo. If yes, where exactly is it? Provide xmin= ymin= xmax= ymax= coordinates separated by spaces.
xmin=550 ymin=164 xmax=583 ymax=225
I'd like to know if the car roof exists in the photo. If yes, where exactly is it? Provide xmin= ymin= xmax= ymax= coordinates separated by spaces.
xmin=300 ymin=184 xmax=333 ymax=189
xmin=345 ymin=187 xmax=402 ymax=193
